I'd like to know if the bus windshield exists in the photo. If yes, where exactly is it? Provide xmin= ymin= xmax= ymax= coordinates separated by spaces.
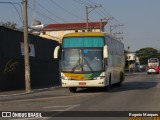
xmin=61 ymin=48 xmax=104 ymax=72
xmin=148 ymin=58 xmax=159 ymax=63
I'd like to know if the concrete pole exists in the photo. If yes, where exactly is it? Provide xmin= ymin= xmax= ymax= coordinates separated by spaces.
xmin=23 ymin=0 xmax=31 ymax=92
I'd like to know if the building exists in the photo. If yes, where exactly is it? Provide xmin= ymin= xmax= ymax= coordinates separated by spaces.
xmin=127 ymin=52 xmax=140 ymax=72
xmin=39 ymin=21 xmax=107 ymax=43
xmin=127 ymin=53 xmax=140 ymax=63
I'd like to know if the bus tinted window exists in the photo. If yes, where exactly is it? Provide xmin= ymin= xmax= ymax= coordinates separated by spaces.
xmin=63 ymin=37 xmax=104 ymax=48
xmin=148 ymin=58 xmax=159 ymax=63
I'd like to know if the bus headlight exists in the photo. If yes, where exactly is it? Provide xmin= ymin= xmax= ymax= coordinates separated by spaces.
xmin=93 ymin=72 xmax=105 ymax=80
xmin=93 ymin=76 xmax=105 ymax=80
xmin=61 ymin=76 xmax=71 ymax=80
xmin=61 ymin=73 xmax=71 ymax=80
xmin=93 ymin=77 xmax=99 ymax=80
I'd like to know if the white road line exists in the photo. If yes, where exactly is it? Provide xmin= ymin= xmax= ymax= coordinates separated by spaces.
xmin=42 ymin=104 xmax=80 ymax=118
xmin=43 ymin=104 xmax=79 ymax=109
xmin=62 ymin=104 xmax=80 ymax=111
xmin=43 ymin=104 xmax=80 ymax=111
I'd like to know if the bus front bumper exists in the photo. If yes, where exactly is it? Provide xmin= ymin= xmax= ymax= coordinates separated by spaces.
xmin=61 ymin=79 xmax=106 ymax=87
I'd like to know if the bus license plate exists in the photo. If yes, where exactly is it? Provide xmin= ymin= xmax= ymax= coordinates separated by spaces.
xmin=79 ymin=82 xmax=86 ymax=85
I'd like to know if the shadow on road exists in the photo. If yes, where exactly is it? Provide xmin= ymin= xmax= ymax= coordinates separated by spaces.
xmin=108 ymin=81 xmax=158 ymax=93
xmin=76 ymin=87 xmax=108 ymax=93
xmin=76 ymin=81 xmax=158 ymax=93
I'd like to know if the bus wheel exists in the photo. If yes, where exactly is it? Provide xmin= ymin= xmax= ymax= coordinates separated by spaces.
xmin=117 ymin=73 xmax=123 ymax=86
xmin=69 ymin=87 xmax=77 ymax=93
xmin=106 ymin=74 xmax=111 ymax=90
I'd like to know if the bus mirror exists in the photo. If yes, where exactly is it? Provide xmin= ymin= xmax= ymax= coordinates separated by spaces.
xmin=54 ymin=46 xmax=60 ymax=59
xmin=103 ymin=45 xmax=108 ymax=58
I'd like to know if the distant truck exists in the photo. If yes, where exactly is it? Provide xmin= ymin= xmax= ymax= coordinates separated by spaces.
xmin=147 ymin=58 xmax=159 ymax=74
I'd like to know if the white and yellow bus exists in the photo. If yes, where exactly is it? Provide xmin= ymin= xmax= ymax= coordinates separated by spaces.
xmin=54 ymin=32 xmax=125 ymax=92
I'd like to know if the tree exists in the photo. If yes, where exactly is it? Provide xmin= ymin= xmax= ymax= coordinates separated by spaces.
xmin=0 ymin=21 xmax=17 ymax=29
xmin=136 ymin=47 xmax=160 ymax=65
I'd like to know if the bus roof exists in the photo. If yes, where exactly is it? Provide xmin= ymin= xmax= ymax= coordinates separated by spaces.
xmin=63 ymin=32 xmax=106 ymax=37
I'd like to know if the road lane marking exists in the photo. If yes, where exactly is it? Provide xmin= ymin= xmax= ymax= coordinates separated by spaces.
xmin=43 ymin=104 xmax=80 ymax=111
xmin=42 ymin=104 xmax=80 ymax=118
xmin=43 ymin=104 xmax=79 ymax=108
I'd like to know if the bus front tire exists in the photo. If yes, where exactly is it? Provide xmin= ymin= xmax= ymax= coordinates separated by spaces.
xmin=69 ymin=87 xmax=77 ymax=93
xmin=105 ymin=75 xmax=111 ymax=90
xmin=116 ymin=73 xmax=123 ymax=86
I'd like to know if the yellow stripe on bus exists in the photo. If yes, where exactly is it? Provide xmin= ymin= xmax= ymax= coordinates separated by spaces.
xmin=63 ymin=73 xmax=92 ymax=80
xmin=63 ymin=32 xmax=106 ymax=37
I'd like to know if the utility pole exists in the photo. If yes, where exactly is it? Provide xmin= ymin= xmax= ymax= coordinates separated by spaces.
xmin=100 ymin=17 xmax=113 ymax=32
xmin=110 ymin=24 xmax=123 ymax=35
xmin=110 ymin=24 xmax=124 ymax=41
xmin=23 ymin=0 xmax=31 ymax=93
xmin=86 ymin=0 xmax=101 ymax=32
xmin=86 ymin=0 xmax=89 ymax=31
xmin=100 ymin=19 xmax=106 ymax=32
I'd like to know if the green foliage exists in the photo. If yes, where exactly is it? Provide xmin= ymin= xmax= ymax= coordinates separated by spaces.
xmin=135 ymin=47 xmax=160 ymax=65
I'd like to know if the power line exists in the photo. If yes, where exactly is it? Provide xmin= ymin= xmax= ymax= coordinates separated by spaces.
xmin=74 ymin=0 xmax=99 ymax=6
xmin=71 ymin=0 xmax=122 ymax=25
xmin=94 ymin=9 xmax=108 ymax=20
xmin=101 ymin=6 xmax=122 ymax=25
xmin=49 ymin=0 xmax=85 ymax=21
xmin=96 ymin=7 xmax=116 ymax=26
xmin=0 ymin=2 xmax=23 ymax=24
xmin=27 ymin=5 xmax=60 ymax=23
xmin=71 ymin=0 xmax=86 ymax=5
xmin=88 ymin=0 xmax=99 ymax=6
xmin=36 ymin=1 xmax=66 ymax=23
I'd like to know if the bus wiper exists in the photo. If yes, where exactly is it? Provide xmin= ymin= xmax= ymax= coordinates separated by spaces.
xmin=71 ymin=58 xmax=93 ymax=73
xmin=71 ymin=58 xmax=82 ymax=73
xmin=83 ymin=58 xmax=93 ymax=73
xmin=72 ymin=64 xmax=83 ymax=72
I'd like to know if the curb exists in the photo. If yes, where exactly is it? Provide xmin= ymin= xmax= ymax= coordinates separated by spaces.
xmin=0 ymin=86 xmax=61 ymax=97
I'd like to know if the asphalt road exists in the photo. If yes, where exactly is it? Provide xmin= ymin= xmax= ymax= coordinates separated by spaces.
xmin=0 ymin=72 xmax=160 ymax=120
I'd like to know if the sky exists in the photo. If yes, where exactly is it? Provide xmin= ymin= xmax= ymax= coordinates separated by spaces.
xmin=0 ymin=0 xmax=160 ymax=52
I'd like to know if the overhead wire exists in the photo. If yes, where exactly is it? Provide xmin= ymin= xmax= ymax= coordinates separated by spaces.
xmin=36 ymin=1 xmax=66 ymax=23
xmin=27 ymin=5 xmax=60 ymax=24
xmin=0 ymin=0 xmax=123 ymax=28
xmin=88 ymin=0 xmax=99 ymax=6
xmin=71 ymin=0 xmax=121 ymax=24
xmin=101 ymin=6 xmax=122 ymax=25
xmin=79 ymin=0 xmax=123 ymax=25
xmin=71 ymin=0 xmax=86 ymax=5
xmin=49 ymin=0 xmax=85 ymax=21
xmin=27 ymin=0 xmax=123 ymax=35
xmin=0 ymin=2 xmax=23 ymax=24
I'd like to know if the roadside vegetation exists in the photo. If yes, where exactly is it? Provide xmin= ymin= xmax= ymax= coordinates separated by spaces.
xmin=135 ymin=47 xmax=160 ymax=65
